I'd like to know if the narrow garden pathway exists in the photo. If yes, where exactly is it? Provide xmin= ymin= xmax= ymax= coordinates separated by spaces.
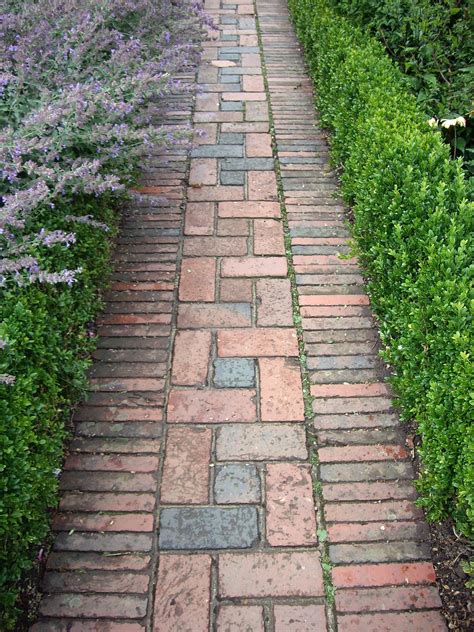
xmin=33 ymin=0 xmax=447 ymax=630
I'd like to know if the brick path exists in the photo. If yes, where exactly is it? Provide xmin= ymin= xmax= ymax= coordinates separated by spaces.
xmin=32 ymin=0 xmax=447 ymax=630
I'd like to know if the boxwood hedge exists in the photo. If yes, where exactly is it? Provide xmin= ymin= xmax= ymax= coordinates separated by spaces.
xmin=288 ymin=0 xmax=473 ymax=537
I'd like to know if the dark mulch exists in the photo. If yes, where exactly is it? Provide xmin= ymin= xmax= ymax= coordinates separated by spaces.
xmin=430 ymin=519 xmax=473 ymax=630
xmin=407 ymin=424 xmax=473 ymax=631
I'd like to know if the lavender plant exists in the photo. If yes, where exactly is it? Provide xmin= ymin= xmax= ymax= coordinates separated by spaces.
xmin=0 ymin=0 xmax=211 ymax=626
xmin=1 ymin=0 xmax=212 ymax=287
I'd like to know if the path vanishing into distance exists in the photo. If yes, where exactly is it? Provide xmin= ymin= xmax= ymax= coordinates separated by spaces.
xmin=33 ymin=0 xmax=447 ymax=630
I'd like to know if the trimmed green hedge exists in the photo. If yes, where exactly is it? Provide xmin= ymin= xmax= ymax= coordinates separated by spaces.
xmin=0 ymin=197 xmax=118 ymax=627
xmin=288 ymin=0 xmax=473 ymax=537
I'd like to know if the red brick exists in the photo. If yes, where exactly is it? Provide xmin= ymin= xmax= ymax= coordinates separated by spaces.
xmin=219 ymin=201 xmax=280 ymax=218
xmin=294 ymin=254 xmax=357 ymax=266
xmin=246 ymin=133 xmax=272 ymax=157
xmin=184 ymin=236 xmax=248 ymax=256
xmin=325 ymin=500 xmax=422 ymax=522
xmin=313 ymin=397 xmax=392 ymax=415
xmin=240 ymin=34 xmax=258 ymax=46
xmin=195 ymin=93 xmax=220 ymax=112
xmin=274 ymin=605 xmax=326 ymax=631
xmin=63 ymin=454 xmax=158 ymax=472
xmin=238 ymin=5 xmax=255 ymax=16
xmin=221 ymin=257 xmax=287 ymax=277
xmin=32 ymin=622 xmax=144 ymax=632
xmin=99 ymin=314 xmax=171 ymax=325
xmin=90 ymin=378 xmax=164 ymax=392
xmin=189 ymin=158 xmax=217 ymax=186
xmin=301 ymin=304 xmax=366 ymax=317
xmin=319 ymin=444 xmax=408 ymax=463
xmin=333 ymin=562 xmax=436 ymax=588
xmin=75 ymin=407 xmax=163 ymax=422
xmin=161 ymin=426 xmax=211 ymax=503
xmin=46 ymin=552 xmax=150 ymax=572
xmin=241 ymin=53 xmax=261 ymax=67
xmin=246 ymin=102 xmax=269 ymax=121
xmin=69 ymin=437 xmax=161 ymax=454
xmin=217 ymin=218 xmax=249 ymax=236
xmin=111 ymin=281 xmax=174 ymax=291
xmin=185 ymin=202 xmax=214 ymax=235
xmin=194 ymin=123 xmax=217 ymax=145
xmin=53 ymin=512 xmax=153 ymax=532
xmin=97 ymin=324 xmax=170 ymax=338
xmin=172 ymin=330 xmax=211 ymax=385
xmin=220 ymin=278 xmax=253 ymax=302
xmin=60 ymin=492 xmax=155 ymax=513
xmin=178 ymin=303 xmax=251 ymax=328
xmin=153 ymin=554 xmax=211 ymax=632
xmin=188 ymin=185 xmax=244 ymax=202
xmin=256 ymin=278 xmax=293 ymax=326
xmin=73 ymin=624 xmax=143 ymax=632
xmin=223 ymin=92 xmax=266 ymax=101
xmin=328 ymin=520 xmax=429 ymax=543
xmin=300 ymin=295 xmax=369 ymax=306
xmin=336 ymin=585 xmax=442 ymax=612
xmin=311 ymin=383 xmax=391 ymax=398
xmin=179 ymin=258 xmax=216 ymax=302
xmin=43 ymin=570 xmax=149 ymax=594
xmin=254 ymin=219 xmax=285 ymax=255
xmin=337 ymin=611 xmax=446 ymax=631
xmin=217 ymin=328 xmax=298 ymax=357
xmin=219 ymin=551 xmax=324 ymax=597
xmin=167 ymin=388 xmax=257 ymax=423
xmin=59 ymin=471 xmax=156 ymax=493
xmin=248 ymin=170 xmax=277 ymax=201
xmin=323 ymin=481 xmax=416 ymax=502
xmin=266 ymin=463 xmax=316 ymax=545
xmin=243 ymin=76 xmax=265 ymax=92
xmin=216 ymin=605 xmax=264 ymax=631
xmin=259 ymin=358 xmax=304 ymax=422
xmin=39 ymin=594 xmax=147 ymax=619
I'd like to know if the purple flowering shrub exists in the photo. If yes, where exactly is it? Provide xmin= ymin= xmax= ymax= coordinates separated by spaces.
xmin=1 ymin=0 xmax=212 ymax=286
xmin=0 ymin=0 xmax=210 ymax=626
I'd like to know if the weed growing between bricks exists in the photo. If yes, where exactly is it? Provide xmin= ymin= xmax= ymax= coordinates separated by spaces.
xmin=254 ymin=3 xmax=338 ymax=627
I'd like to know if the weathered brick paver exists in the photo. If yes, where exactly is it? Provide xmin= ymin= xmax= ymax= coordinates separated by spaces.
xmin=33 ymin=0 xmax=446 ymax=629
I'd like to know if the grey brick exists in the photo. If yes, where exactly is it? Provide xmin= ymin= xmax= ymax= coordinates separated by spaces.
xmin=220 ymin=46 xmax=260 ymax=53
xmin=293 ymin=245 xmax=351 ymax=255
xmin=159 ymin=507 xmax=259 ymax=549
xmin=214 ymin=464 xmax=261 ymax=503
xmin=221 ymin=171 xmax=245 ymax=185
xmin=221 ymin=102 xmax=244 ymax=111
xmin=219 ymin=53 xmax=240 ymax=61
xmin=238 ymin=19 xmax=256 ymax=29
xmin=216 ymin=424 xmax=307 ymax=461
xmin=221 ymin=75 xmax=241 ymax=84
xmin=308 ymin=355 xmax=378 ymax=370
xmin=221 ymin=158 xmax=274 ymax=171
xmin=219 ymin=133 xmax=245 ymax=144
xmin=214 ymin=358 xmax=255 ymax=387
xmin=192 ymin=144 xmax=243 ymax=159
xmin=221 ymin=67 xmax=262 ymax=75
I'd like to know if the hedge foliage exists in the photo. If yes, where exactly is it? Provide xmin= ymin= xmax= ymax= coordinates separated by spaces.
xmin=0 ymin=0 xmax=208 ymax=626
xmin=288 ymin=0 xmax=473 ymax=537
xmin=328 ymin=0 xmax=473 ymax=174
